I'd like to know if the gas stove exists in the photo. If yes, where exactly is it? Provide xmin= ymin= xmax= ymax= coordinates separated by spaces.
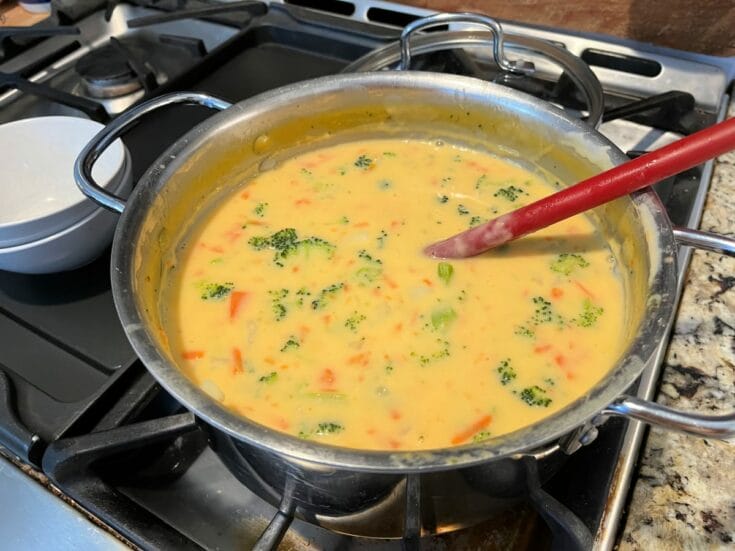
xmin=0 ymin=1 xmax=732 ymax=549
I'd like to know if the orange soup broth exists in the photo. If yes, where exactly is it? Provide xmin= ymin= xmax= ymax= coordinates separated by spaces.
xmin=165 ymin=138 xmax=625 ymax=451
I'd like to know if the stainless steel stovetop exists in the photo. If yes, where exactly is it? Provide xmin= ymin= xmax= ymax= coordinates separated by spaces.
xmin=0 ymin=1 xmax=733 ymax=549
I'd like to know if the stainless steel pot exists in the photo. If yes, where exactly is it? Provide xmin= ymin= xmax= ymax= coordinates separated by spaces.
xmin=74 ymin=25 xmax=735 ymax=542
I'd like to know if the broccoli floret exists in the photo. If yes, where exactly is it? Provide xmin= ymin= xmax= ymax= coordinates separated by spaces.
xmin=472 ymin=430 xmax=492 ymax=443
xmin=311 ymin=283 xmax=344 ymax=310
xmin=515 ymin=325 xmax=535 ymax=338
xmin=249 ymin=228 xmax=334 ymax=266
xmin=258 ymin=371 xmax=278 ymax=383
xmin=431 ymin=306 xmax=457 ymax=331
xmin=269 ymin=289 xmax=289 ymax=321
xmin=358 ymin=250 xmax=382 ymax=264
xmin=469 ymin=215 xmax=483 ymax=227
xmin=248 ymin=236 xmax=270 ymax=250
xmin=294 ymin=287 xmax=311 ymax=307
xmin=315 ymin=422 xmax=344 ymax=435
xmin=412 ymin=338 xmax=451 ymax=366
xmin=253 ymin=202 xmax=268 ymax=217
xmin=344 ymin=312 xmax=366 ymax=332
xmin=354 ymin=250 xmax=383 ymax=286
xmin=437 ymin=262 xmax=454 ymax=285
xmin=376 ymin=229 xmax=388 ymax=249
xmin=532 ymin=296 xmax=564 ymax=326
xmin=354 ymin=155 xmax=373 ymax=169
xmin=550 ymin=253 xmax=590 ymax=276
xmin=200 ymin=282 xmax=234 ymax=300
xmin=494 ymin=185 xmax=527 ymax=202
xmin=437 ymin=194 xmax=449 ymax=204
xmin=280 ymin=336 xmax=300 ymax=352
xmin=575 ymin=298 xmax=604 ymax=327
xmin=497 ymin=359 xmax=517 ymax=386
xmin=457 ymin=204 xmax=470 ymax=215
xmin=286 ymin=237 xmax=335 ymax=261
xmin=518 ymin=386 xmax=552 ymax=407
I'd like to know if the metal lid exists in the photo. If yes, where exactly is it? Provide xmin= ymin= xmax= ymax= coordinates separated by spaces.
xmin=343 ymin=13 xmax=605 ymax=128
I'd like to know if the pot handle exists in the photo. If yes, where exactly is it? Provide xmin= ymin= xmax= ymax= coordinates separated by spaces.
xmin=603 ymin=395 xmax=735 ymax=438
xmin=398 ymin=13 xmax=534 ymax=74
xmin=74 ymin=92 xmax=233 ymax=214
xmin=672 ymin=226 xmax=735 ymax=256
xmin=601 ymin=226 xmax=735 ymax=438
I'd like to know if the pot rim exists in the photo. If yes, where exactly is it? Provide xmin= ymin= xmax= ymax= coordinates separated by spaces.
xmin=110 ymin=72 xmax=677 ymax=473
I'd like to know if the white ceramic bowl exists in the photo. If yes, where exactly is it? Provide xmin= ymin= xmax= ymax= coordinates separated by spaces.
xmin=0 ymin=116 xmax=127 ymax=248
xmin=0 ymin=155 xmax=132 ymax=274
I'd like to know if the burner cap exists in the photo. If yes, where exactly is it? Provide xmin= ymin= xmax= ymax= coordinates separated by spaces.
xmin=76 ymin=44 xmax=142 ymax=99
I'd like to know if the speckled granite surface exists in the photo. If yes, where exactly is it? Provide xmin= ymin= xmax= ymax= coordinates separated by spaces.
xmin=619 ymin=107 xmax=735 ymax=549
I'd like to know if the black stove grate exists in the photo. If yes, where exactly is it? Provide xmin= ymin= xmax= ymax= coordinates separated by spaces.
xmin=0 ymin=2 xmax=721 ymax=549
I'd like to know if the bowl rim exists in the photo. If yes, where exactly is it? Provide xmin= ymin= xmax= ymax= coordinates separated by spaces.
xmin=0 ymin=116 xmax=127 ymax=245
xmin=0 ymin=149 xmax=132 ymax=254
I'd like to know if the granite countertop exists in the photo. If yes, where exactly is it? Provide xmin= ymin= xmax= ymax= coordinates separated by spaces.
xmin=619 ymin=105 xmax=735 ymax=548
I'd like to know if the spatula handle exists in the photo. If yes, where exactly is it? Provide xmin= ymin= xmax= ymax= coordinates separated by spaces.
xmin=427 ymin=117 xmax=735 ymax=258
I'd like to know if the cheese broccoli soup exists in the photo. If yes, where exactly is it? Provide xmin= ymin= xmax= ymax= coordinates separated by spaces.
xmin=166 ymin=138 xmax=625 ymax=450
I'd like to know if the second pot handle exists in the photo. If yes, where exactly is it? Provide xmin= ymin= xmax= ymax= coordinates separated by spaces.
xmin=673 ymin=226 xmax=735 ymax=256
xmin=603 ymin=225 xmax=735 ymax=438
xmin=74 ymin=92 xmax=233 ymax=214
xmin=604 ymin=395 xmax=735 ymax=439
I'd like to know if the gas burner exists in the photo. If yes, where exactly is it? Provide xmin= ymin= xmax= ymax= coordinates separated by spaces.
xmin=76 ymin=41 xmax=149 ymax=99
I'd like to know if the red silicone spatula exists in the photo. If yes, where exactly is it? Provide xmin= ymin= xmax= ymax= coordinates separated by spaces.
xmin=425 ymin=116 xmax=735 ymax=259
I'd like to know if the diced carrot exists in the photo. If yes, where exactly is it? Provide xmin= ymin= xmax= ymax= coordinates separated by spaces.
xmin=347 ymin=352 xmax=370 ymax=366
xmin=264 ymin=357 xmax=276 ymax=365
xmin=353 ymin=221 xmax=369 ymax=228
xmin=450 ymin=414 xmax=492 ymax=445
xmin=394 ymin=323 xmax=403 ymax=333
xmin=554 ymin=354 xmax=566 ymax=367
xmin=574 ymin=281 xmax=594 ymax=298
xmin=366 ymin=428 xmax=377 ymax=435
xmin=322 ymin=314 xmax=332 ymax=325
xmin=229 ymin=291 xmax=249 ymax=320
xmin=389 ymin=409 xmax=401 ymax=420
xmin=231 ymin=347 xmax=243 ymax=374
xmin=534 ymin=344 xmax=552 ymax=354
xmin=388 ymin=439 xmax=402 ymax=449
xmin=292 ymin=266 xmax=300 ymax=273
xmin=319 ymin=368 xmax=336 ymax=390
xmin=182 ymin=350 xmax=205 ymax=360
xmin=422 ymin=278 xmax=433 ymax=287
xmin=240 ymin=190 xmax=251 ymax=200
xmin=275 ymin=417 xmax=290 ymax=430
xmin=390 ymin=220 xmax=402 ymax=228
xmin=551 ymin=287 xmax=564 ymax=299
xmin=294 ymin=198 xmax=311 ymax=206
xmin=383 ymin=275 xmax=399 ymax=289
xmin=225 ymin=229 xmax=242 ymax=243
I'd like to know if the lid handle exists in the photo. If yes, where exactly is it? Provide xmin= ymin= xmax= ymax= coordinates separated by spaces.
xmin=399 ymin=13 xmax=534 ymax=74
